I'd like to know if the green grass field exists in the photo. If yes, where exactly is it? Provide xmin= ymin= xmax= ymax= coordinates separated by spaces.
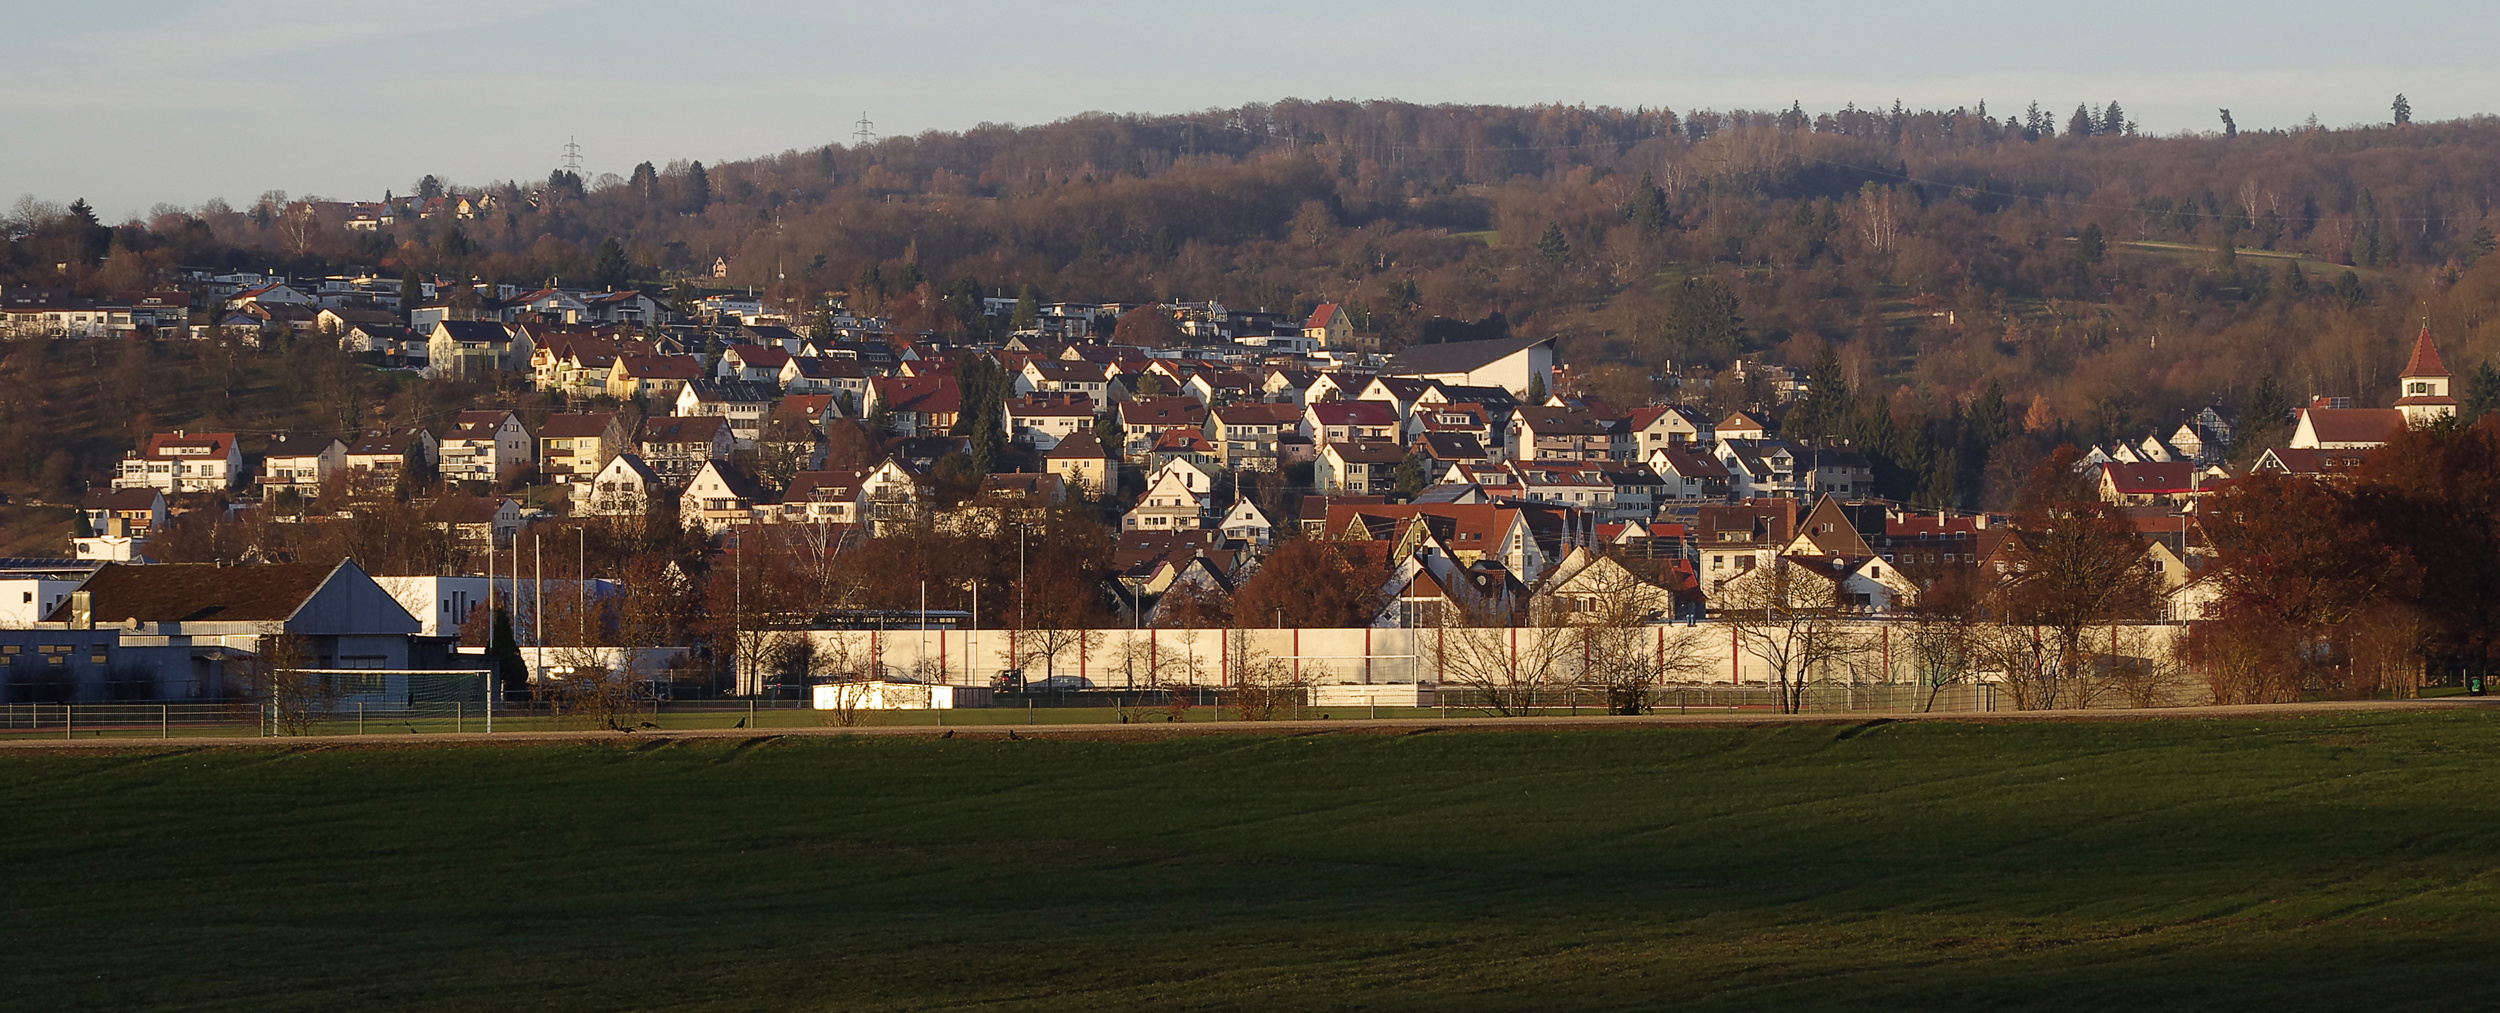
xmin=3 ymin=710 xmax=2497 ymax=1011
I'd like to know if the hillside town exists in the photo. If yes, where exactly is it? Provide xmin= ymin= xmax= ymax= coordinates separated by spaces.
xmin=0 ymin=256 xmax=2472 ymax=712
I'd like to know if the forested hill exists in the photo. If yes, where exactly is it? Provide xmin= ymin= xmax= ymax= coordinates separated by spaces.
xmin=20 ymin=98 xmax=2500 ymax=471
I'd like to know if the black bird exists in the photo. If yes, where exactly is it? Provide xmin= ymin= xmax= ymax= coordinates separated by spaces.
xmin=733 ymin=717 xmax=748 ymax=729
xmin=1007 ymin=730 xmax=1024 ymax=741
xmin=940 ymin=730 xmax=955 ymax=739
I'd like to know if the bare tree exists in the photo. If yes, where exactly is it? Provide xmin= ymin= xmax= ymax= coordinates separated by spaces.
xmin=1434 ymin=597 xmax=1569 ymax=717
xmin=1555 ymin=560 xmax=1707 ymax=714
xmin=1224 ymin=626 xmax=1303 ymax=720
xmin=1714 ymin=558 xmax=1867 ymax=714
xmin=243 ymin=633 xmax=337 ymax=735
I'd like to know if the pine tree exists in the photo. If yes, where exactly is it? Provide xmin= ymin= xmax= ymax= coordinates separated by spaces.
xmin=2393 ymin=93 xmax=2412 ymax=126
xmin=2353 ymin=188 xmax=2384 ymax=266
xmin=2467 ymin=227 xmax=2496 ymax=268
xmin=2074 ymin=223 xmax=2106 ymax=265
xmin=1526 ymin=372 xmax=1548 ymax=404
xmin=1009 ymin=284 xmax=1040 ymax=332
xmin=590 ymin=237 xmax=631 ymax=289
xmin=1625 ymin=173 xmax=1670 ymax=233
xmin=2068 ymin=104 xmax=2095 ymax=137
xmin=2464 ymin=362 xmax=2500 ymax=423
xmin=1535 ymin=221 xmax=1570 ymax=263
xmin=2102 ymin=100 xmax=2125 ymax=135
xmin=2218 ymin=109 xmax=2237 ymax=137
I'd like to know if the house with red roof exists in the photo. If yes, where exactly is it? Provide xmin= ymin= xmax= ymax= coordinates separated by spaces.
xmin=114 ymin=431 xmax=244 ymax=494
xmin=1303 ymin=303 xmax=1354 ymax=348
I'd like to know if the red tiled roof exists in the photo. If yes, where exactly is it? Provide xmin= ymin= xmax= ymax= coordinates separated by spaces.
xmin=2402 ymin=326 xmax=2450 ymax=379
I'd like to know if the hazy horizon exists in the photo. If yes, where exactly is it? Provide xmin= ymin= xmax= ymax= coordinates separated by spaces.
xmin=6 ymin=0 xmax=2490 ymax=219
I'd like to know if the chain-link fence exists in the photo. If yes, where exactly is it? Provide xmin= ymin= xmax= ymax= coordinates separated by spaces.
xmin=0 ymin=680 xmax=2013 ymax=741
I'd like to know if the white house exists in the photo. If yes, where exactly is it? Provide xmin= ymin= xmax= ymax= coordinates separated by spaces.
xmin=114 ymin=431 xmax=244 ymax=494
xmin=437 ymin=411 xmax=535 ymax=483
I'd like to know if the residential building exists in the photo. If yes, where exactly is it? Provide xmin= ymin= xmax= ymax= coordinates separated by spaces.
xmin=1510 ymin=407 xmax=1610 ymax=462
xmin=114 ymin=431 xmax=244 ymax=495
xmin=81 ymin=488 xmax=167 ymax=536
xmin=575 ymin=454 xmax=660 ymax=517
xmin=675 ymin=379 xmax=781 ymax=447
xmin=260 ymin=434 xmax=347 ymax=496
xmin=1305 ymin=401 xmax=1402 ymax=445
xmin=681 ymin=461 xmax=768 ymax=532
xmin=1317 ymin=441 xmax=1407 ymax=496
xmin=437 ymin=411 xmax=534 ymax=484
xmin=426 ymin=320 xmax=527 ymax=379
xmin=538 ymin=413 xmax=631 ymax=483
xmin=1044 ymin=431 xmax=1116 ymax=497
xmin=866 ymin=375 xmax=964 ymax=437
xmin=1122 ymin=470 xmax=1207 ymax=531
xmin=1004 ymin=393 xmax=1097 ymax=451
xmin=608 ymin=354 xmax=704 ymax=402
xmin=636 ymin=416 xmax=735 ymax=485
xmin=345 ymin=429 xmax=437 ymax=486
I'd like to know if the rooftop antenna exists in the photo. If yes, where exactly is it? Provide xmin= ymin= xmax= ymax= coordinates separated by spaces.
xmin=853 ymin=112 xmax=876 ymax=149
xmin=561 ymin=136 xmax=583 ymax=175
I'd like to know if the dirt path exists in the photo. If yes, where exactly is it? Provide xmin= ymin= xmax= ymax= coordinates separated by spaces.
xmin=0 ymin=697 xmax=2488 ymax=752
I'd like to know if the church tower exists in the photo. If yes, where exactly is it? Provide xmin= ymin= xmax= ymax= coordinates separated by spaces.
xmin=2395 ymin=326 xmax=2456 ymax=426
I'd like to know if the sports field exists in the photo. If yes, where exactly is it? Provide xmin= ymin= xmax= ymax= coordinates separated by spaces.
xmin=2 ymin=708 xmax=2495 ymax=1010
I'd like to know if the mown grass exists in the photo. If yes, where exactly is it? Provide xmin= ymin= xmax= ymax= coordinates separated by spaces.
xmin=3 ymin=710 xmax=2497 ymax=1011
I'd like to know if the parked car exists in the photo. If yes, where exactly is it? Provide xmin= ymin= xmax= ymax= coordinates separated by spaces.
xmin=991 ymin=669 xmax=1025 ymax=693
xmin=1033 ymin=676 xmax=1093 ymax=691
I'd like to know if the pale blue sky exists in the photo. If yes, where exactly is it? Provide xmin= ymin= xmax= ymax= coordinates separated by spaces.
xmin=6 ymin=1 xmax=2488 ymax=220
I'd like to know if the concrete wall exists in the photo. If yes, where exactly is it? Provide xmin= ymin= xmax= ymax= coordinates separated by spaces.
xmin=789 ymin=622 xmax=2193 ymax=704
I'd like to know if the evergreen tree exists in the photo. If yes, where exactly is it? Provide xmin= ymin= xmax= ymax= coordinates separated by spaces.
xmin=2067 ymin=104 xmax=2095 ymax=137
xmin=1661 ymin=277 xmax=1743 ymax=362
xmin=415 ymin=174 xmax=444 ymax=200
xmin=2353 ymin=188 xmax=2384 ymax=266
xmin=2242 ymin=376 xmax=2292 ymax=446
xmin=685 ymin=161 xmax=711 ymax=213
xmin=1393 ymin=451 xmax=1428 ymax=498
xmin=398 ymin=272 xmax=422 ymax=319
xmin=489 ymin=606 xmax=528 ymax=698
xmin=2393 ymin=93 xmax=2412 ymax=126
xmin=1625 ymin=173 xmax=1670 ymax=233
xmin=2102 ymin=100 xmax=2125 ymax=135
xmin=2218 ymin=109 xmax=2237 ymax=138
xmin=2281 ymin=259 xmax=2307 ymax=296
xmin=590 ymin=237 xmax=632 ymax=289
xmin=1526 ymin=372 xmax=1548 ymax=404
xmin=2467 ymin=227 xmax=2496 ymax=268
xmin=2074 ymin=223 xmax=2106 ymax=265
xmin=2334 ymin=269 xmax=2365 ymax=308
xmin=1008 ymin=284 xmax=1040 ymax=332
xmin=1535 ymin=221 xmax=1570 ymax=263
xmin=629 ymin=161 xmax=660 ymax=201
xmin=2464 ymin=362 xmax=2500 ymax=423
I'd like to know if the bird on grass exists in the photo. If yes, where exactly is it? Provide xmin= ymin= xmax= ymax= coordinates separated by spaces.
xmin=733 ymin=717 xmax=748 ymax=729
xmin=1007 ymin=730 xmax=1025 ymax=741
xmin=638 ymin=721 xmax=658 ymax=729
xmin=940 ymin=730 xmax=955 ymax=739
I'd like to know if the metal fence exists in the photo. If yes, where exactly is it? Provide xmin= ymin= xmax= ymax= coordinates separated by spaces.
xmin=0 ymin=682 xmax=2005 ymax=741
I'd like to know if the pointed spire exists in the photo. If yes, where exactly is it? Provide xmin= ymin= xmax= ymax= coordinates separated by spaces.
xmin=2402 ymin=324 xmax=2450 ymax=380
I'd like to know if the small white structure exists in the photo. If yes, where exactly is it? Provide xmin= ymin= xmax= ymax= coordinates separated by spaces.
xmin=1311 ymin=683 xmax=1436 ymax=707
xmin=813 ymin=679 xmax=993 ymax=710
